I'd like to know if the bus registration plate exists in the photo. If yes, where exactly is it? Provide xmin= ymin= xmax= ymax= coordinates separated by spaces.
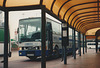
xmin=27 ymin=54 xmax=34 ymax=56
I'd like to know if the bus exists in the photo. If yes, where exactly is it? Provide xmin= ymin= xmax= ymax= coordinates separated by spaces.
xmin=86 ymin=39 xmax=96 ymax=49
xmin=0 ymin=25 xmax=11 ymax=62
xmin=18 ymin=17 xmax=78 ymax=60
xmin=87 ymin=39 xmax=100 ymax=51
xmin=87 ymin=42 xmax=96 ymax=49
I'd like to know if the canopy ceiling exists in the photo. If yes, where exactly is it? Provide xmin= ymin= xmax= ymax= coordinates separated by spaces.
xmin=86 ymin=27 xmax=100 ymax=35
xmin=0 ymin=0 xmax=100 ymax=34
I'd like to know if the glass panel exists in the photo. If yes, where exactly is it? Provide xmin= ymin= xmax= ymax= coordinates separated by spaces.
xmin=69 ymin=28 xmax=72 ymax=49
xmin=19 ymin=18 xmax=41 ymax=42
xmin=75 ymin=31 xmax=78 ymax=48
xmin=51 ymin=20 xmax=60 ymax=34
xmin=0 ymin=10 xmax=4 ymax=42
xmin=0 ymin=28 xmax=4 ymax=42
xmin=46 ymin=13 xmax=62 ymax=68
xmin=9 ymin=10 xmax=41 ymax=41
xmin=69 ymin=28 xmax=72 ymax=39
xmin=46 ymin=13 xmax=61 ymax=35
xmin=0 ymin=10 xmax=4 ymax=67
xmin=9 ymin=10 xmax=41 ymax=68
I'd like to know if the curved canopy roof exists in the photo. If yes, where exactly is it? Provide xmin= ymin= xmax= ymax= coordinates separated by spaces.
xmin=95 ymin=29 xmax=100 ymax=37
xmin=86 ymin=27 xmax=100 ymax=35
xmin=0 ymin=0 xmax=100 ymax=34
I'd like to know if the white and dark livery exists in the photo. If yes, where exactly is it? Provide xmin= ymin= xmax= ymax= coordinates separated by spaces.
xmin=87 ymin=40 xmax=100 ymax=51
xmin=18 ymin=17 xmax=78 ymax=60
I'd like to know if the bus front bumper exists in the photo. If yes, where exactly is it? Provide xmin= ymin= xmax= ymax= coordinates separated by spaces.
xmin=19 ymin=50 xmax=49 ymax=57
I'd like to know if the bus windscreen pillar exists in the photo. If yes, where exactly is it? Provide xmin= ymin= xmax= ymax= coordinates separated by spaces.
xmin=4 ymin=10 xmax=9 ymax=68
xmin=62 ymin=23 xmax=68 ymax=64
xmin=41 ymin=6 xmax=46 ymax=68
xmin=73 ymin=29 xmax=76 ymax=59
xmin=82 ymin=34 xmax=84 ymax=54
xmin=78 ymin=32 xmax=81 ymax=56
xmin=96 ymin=37 xmax=98 ymax=53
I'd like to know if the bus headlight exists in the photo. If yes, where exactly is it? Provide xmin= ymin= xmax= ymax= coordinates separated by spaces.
xmin=19 ymin=47 xmax=22 ymax=50
xmin=35 ymin=46 xmax=41 ymax=50
xmin=35 ymin=46 xmax=40 ymax=50
xmin=19 ymin=52 xmax=22 ymax=55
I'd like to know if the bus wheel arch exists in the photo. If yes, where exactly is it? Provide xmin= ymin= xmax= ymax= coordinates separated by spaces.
xmin=54 ymin=45 xmax=59 ymax=50
xmin=53 ymin=45 xmax=60 ymax=58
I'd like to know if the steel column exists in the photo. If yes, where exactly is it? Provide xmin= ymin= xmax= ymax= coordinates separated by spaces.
xmin=73 ymin=29 xmax=76 ymax=59
xmin=78 ymin=32 xmax=79 ymax=55
xmin=41 ymin=6 xmax=46 ymax=68
xmin=4 ymin=10 xmax=9 ymax=68
xmin=80 ymin=33 xmax=81 ymax=56
xmin=85 ymin=36 xmax=87 ymax=53
xmin=78 ymin=32 xmax=81 ymax=56
xmin=82 ymin=34 xmax=84 ymax=54
xmin=72 ymin=29 xmax=74 ymax=56
xmin=62 ymin=23 xmax=68 ymax=64
xmin=96 ymin=37 xmax=98 ymax=53
xmin=66 ymin=23 xmax=69 ymax=64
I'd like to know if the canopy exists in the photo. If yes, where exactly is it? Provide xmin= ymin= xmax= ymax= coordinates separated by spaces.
xmin=86 ymin=28 xmax=100 ymax=35
xmin=0 ymin=0 xmax=100 ymax=34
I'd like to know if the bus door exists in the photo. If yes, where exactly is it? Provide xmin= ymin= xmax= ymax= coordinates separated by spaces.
xmin=46 ymin=22 xmax=53 ymax=55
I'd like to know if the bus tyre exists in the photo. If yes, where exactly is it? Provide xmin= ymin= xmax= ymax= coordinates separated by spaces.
xmin=28 ymin=56 xmax=37 ymax=60
xmin=54 ymin=46 xmax=60 ymax=58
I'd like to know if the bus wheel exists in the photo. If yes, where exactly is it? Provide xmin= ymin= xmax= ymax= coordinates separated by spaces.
xmin=54 ymin=46 xmax=60 ymax=58
xmin=28 ymin=56 xmax=37 ymax=60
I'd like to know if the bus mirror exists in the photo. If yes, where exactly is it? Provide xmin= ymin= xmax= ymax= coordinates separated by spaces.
xmin=17 ymin=28 xmax=19 ymax=33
